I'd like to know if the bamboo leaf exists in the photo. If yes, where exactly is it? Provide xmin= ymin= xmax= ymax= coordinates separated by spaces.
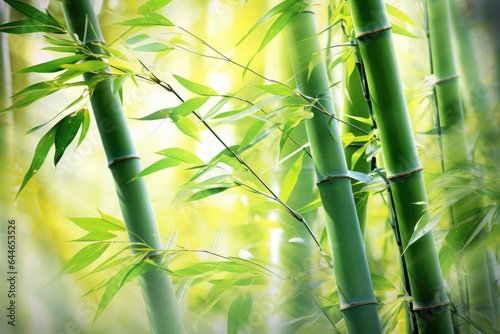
xmin=54 ymin=110 xmax=84 ymax=165
xmin=173 ymin=75 xmax=218 ymax=96
xmin=94 ymin=262 xmax=158 ymax=323
xmin=134 ymin=42 xmax=172 ymax=52
xmin=137 ymin=0 xmax=173 ymax=15
xmin=201 ymin=95 xmax=232 ymax=121
xmin=257 ymin=9 xmax=297 ymax=53
xmin=116 ymin=13 xmax=173 ymax=27
xmin=351 ymin=140 xmax=370 ymax=169
xmin=155 ymin=147 xmax=204 ymax=164
xmin=67 ymin=217 xmax=126 ymax=232
xmin=4 ymin=0 xmax=60 ymax=26
xmin=97 ymin=210 xmax=126 ymax=230
xmin=0 ymin=19 xmax=64 ymax=34
xmin=60 ymin=60 xmax=109 ymax=72
xmin=186 ymin=187 xmax=234 ymax=202
xmin=296 ymin=198 xmax=322 ymax=214
xmin=125 ymin=33 xmax=152 ymax=45
xmin=70 ymin=232 xmax=117 ymax=242
xmin=43 ymin=35 xmax=75 ymax=46
xmin=385 ymin=4 xmax=421 ymax=28
xmin=391 ymin=23 xmax=422 ymax=39
xmin=238 ymin=121 xmax=266 ymax=151
xmin=343 ymin=114 xmax=373 ymax=126
xmin=329 ymin=48 xmax=354 ymax=71
xmin=227 ymin=291 xmax=252 ymax=334
xmin=132 ymin=108 xmax=173 ymax=121
xmin=17 ymin=127 xmax=57 ymax=197
xmin=254 ymin=83 xmax=294 ymax=96
xmin=134 ymin=157 xmax=185 ymax=179
xmin=173 ymin=116 xmax=201 ymax=142
xmin=16 ymin=55 xmax=86 ymax=73
xmin=59 ymin=243 xmax=110 ymax=276
xmin=280 ymin=152 xmax=305 ymax=203
xmin=403 ymin=212 xmax=444 ymax=254
xmin=173 ymin=97 xmax=209 ymax=117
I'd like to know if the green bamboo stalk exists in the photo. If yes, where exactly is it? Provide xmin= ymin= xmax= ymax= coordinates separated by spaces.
xmin=285 ymin=11 xmax=381 ymax=333
xmin=60 ymin=2 xmax=184 ymax=333
xmin=425 ymin=1 xmax=496 ymax=332
xmin=347 ymin=0 xmax=454 ymax=332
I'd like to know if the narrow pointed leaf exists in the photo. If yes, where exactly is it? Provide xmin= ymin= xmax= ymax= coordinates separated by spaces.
xmin=280 ymin=152 xmax=304 ymax=203
xmin=173 ymin=97 xmax=209 ymax=117
xmin=173 ymin=75 xmax=218 ymax=96
xmin=155 ymin=147 xmax=204 ymax=164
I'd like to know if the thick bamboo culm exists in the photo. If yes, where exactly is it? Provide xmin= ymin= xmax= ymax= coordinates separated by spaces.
xmin=285 ymin=11 xmax=381 ymax=334
xmin=426 ymin=0 xmax=497 ymax=332
xmin=60 ymin=1 xmax=185 ymax=333
xmin=347 ymin=0 xmax=454 ymax=332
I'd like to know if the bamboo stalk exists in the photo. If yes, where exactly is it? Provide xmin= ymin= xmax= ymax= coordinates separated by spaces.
xmin=285 ymin=11 xmax=381 ymax=333
xmin=60 ymin=2 xmax=184 ymax=333
xmin=347 ymin=0 xmax=454 ymax=332
xmin=426 ymin=0 xmax=496 ymax=332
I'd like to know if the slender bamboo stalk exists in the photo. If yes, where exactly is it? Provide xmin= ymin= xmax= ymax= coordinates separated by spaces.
xmin=347 ymin=0 xmax=454 ymax=332
xmin=60 ymin=2 xmax=184 ymax=333
xmin=425 ymin=1 xmax=496 ymax=332
xmin=285 ymin=11 xmax=381 ymax=333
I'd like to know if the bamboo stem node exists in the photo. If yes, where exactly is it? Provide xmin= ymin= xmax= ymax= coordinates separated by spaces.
xmin=340 ymin=301 xmax=379 ymax=311
xmin=108 ymin=155 xmax=140 ymax=168
xmin=316 ymin=174 xmax=352 ymax=185
xmin=413 ymin=300 xmax=451 ymax=311
xmin=356 ymin=25 xmax=392 ymax=39
xmin=434 ymin=74 xmax=459 ymax=85
xmin=387 ymin=166 xmax=423 ymax=180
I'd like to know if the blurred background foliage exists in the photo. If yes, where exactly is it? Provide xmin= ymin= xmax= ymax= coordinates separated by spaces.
xmin=0 ymin=0 xmax=498 ymax=333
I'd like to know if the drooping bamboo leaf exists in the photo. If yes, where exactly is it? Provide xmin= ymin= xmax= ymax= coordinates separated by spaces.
xmin=186 ymin=186 xmax=234 ymax=202
xmin=134 ymin=157 xmax=185 ymax=179
xmin=60 ymin=60 xmax=109 ymax=72
xmin=94 ymin=262 xmax=158 ymax=323
xmin=238 ymin=121 xmax=266 ymax=151
xmin=59 ymin=243 xmax=110 ymax=277
xmin=16 ymin=55 xmax=86 ymax=74
xmin=4 ymin=0 xmax=61 ymax=26
xmin=280 ymin=152 xmax=305 ymax=203
xmin=134 ymin=42 xmax=172 ymax=52
xmin=133 ymin=108 xmax=174 ymax=121
xmin=17 ymin=127 xmax=57 ymax=197
xmin=67 ymin=217 xmax=126 ymax=232
xmin=173 ymin=97 xmax=209 ymax=117
xmin=137 ymin=0 xmax=173 ymax=15
xmin=201 ymin=95 xmax=233 ymax=121
xmin=296 ymin=198 xmax=322 ymax=214
xmin=172 ymin=116 xmax=201 ymax=142
xmin=238 ymin=122 xmax=280 ymax=154
xmin=116 ymin=13 xmax=173 ymax=27
xmin=0 ymin=19 xmax=64 ymax=34
xmin=385 ymin=3 xmax=421 ymax=28
xmin=402 ymin=212 xmax=444 ymax=254
xmin=70 ymin=232 xmax=118 ymax=242
xmin=254 ymin=83 xmax=294 ymax=96
xmin=43 ymin=35 xmax=75 ymax=46
xmin=173 ymin=75 xmax=218 ymax=96
xmin=391 ymin=23 xmax=421 ymax=39
xmin=329 ymin=48 xmax=354 ymax=71
xmin=227 ymin=291 xmax=252 ymax=334
xmin=97 ymin=210 xmax=126 ymax=230
xmin=54 ymin=110 xmax=84 ymax=165
xmin=125 ymin=33 xmax=152 ymax=45
xmin=155 ymin=147 xmax=204 ymax=164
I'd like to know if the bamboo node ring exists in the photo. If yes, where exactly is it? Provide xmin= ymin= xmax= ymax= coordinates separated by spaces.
xmin=340 ymin=301 xmax=378 ymax=311
xmin=317 ymin=174 xmax=352 ymax=185
xmin=356 ymin=25 xmax=392 ymax=39
xmin=412 ymin=300 xmax=450 ymax=311
xmin=434 ymin=74 xmax=459 ymax=85
xmin=387 ymin=166 xmax=423 ymax=180
xmin=108 ymin=155 xmax=140 ymax=168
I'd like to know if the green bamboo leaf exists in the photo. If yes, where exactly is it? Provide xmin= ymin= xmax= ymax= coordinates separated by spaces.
xmin=214 ymin=95 xmax=286 ymax=125
xmin=0 ymin=19 xmax=63 ymax=34
xmin=94 ymin=262 xmax=158 ymax=323
xmin=76 ymin=108 xmax=90 ymax=147
xmin=134 ymin=42 xmax=172 ymax=52
xmin=351 ymin=140 xmax=370 ymax=169
xmin=42 ymin=46 xmax=82 ymax=53
xmin=92 ymin=42 xmax=129 ymax=61
xmin=254 ymin=84 xmax=294 ymax=96
xmin=60 ymin=60 xmax=109 ymax=72
xmin=173 ymin=116 xmax=201 ymax=142
xmin=54 ymin=111 xmax=84 ymax=165
xmin=227 ymin=291 xmax=252 ymax=334
xmin=257 ymin=8 xmax=297 ymax=53
xmin=391 ymin=23 xmax=422 ymax=39
xmin=280 ymin=152 xmax=305 ymax=203
xmin=279 ymin=118 xmax=302 ymax=157
xmin=155 ymin=147 xmax=204 ymax=164
xmin=385 ymin=3 xmax=421 ymax=28
xmin=343 ymin=114 xmax=373 ymax=126
xmin=16 ymin=55 xmax=86 ymax=74
xmin=4 ymin=0 xmax=60 ymax=26
xmin=67 ymin=217 xmax=126 ymax=232
xmin=2 ymin=82 xmax=63 ymax=114
xmin=134 ymin=157 xmax=184 ymax=179
xmin=17 ymin=127 xmax=57 ymax=197
xmin=137 ymin=0 xmax=173 ymax=15
xmin=186 ymin=187 xmax=233 ymax=202
xmin=200 ymin=95 xmax=232 ymax=121
xmin=116 ymin=13 xmax=173 ymax=27
xmin=402 ymin=212 xmax=444 ymax=254
xmin=125 ymin=33 xmax=152 ymax=45
xmin=329 ymin=48 xmax=354 ymax=71
xmin=70 ymin=232 xmax=117 ymax=242
xmin=43 ymin=36 xmax=75 ymax=46
xmin=132 ymin=108 xmax=174 ymax=121
xmin=97 ymin=210 xmax=126 ymax=230
xmin=60 ymin=243 xmax=110 ymax=276
xmin=173 ymin=97 xmax=209 ymax=117
xmin=296 ymin=198 xmax=322 ymax=214
xmin=239 ymin=121 xmax=266 ymax=151
xmin=173 ymin=75 xmax=218 ymax=96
